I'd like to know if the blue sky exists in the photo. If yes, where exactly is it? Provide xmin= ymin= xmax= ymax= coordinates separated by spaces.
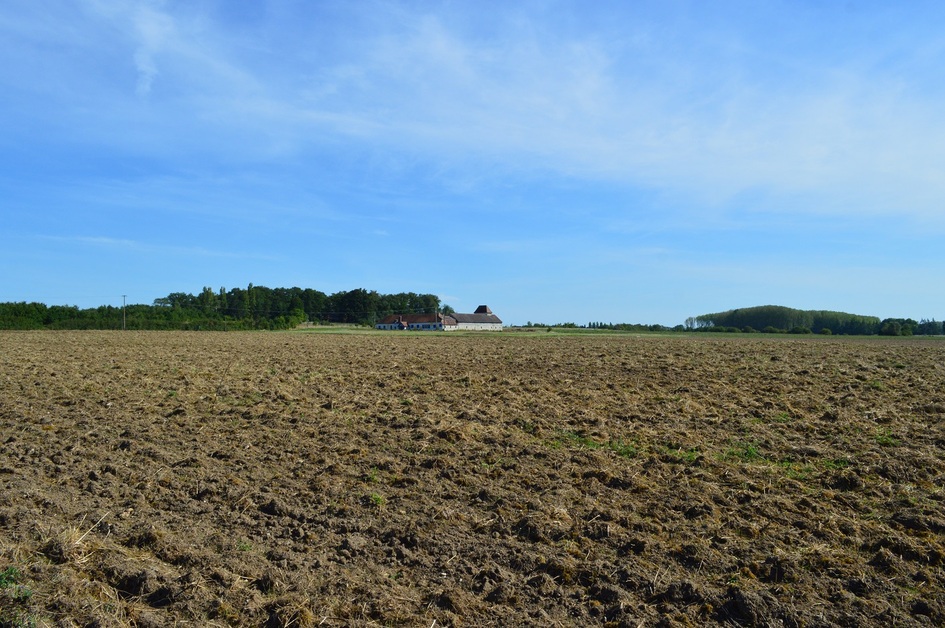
xmin=2 ymin=1 xmax=945 ymax=326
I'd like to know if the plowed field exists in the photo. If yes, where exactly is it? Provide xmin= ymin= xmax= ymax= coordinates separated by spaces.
xmin=1 ymin=330 xmax=944 ymax=627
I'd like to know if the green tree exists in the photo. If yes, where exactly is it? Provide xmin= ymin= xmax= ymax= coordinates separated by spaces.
xmin=917 ymin=319 xmax=943 ymax=335
xmin=198 ymin=286 xmax=218 ymax=314
xmin=880 ymin=321 xmax=902 ymax=336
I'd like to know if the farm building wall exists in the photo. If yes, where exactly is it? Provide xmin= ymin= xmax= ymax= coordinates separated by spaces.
xmin=454 ymin=321 xmax=502 ymax=331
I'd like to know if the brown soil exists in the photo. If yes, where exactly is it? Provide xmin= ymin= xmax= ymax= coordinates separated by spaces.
xmin=1 ymin=330 xmax=944 ymax=627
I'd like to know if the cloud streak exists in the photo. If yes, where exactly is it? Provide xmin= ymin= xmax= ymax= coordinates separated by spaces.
xmin=43 ymin=235 xmax=280 ymax=261
xmin=10 ymin=2 xmax=942 ymax=225
xmin=217 ymin=7 xmax=945 ymax=221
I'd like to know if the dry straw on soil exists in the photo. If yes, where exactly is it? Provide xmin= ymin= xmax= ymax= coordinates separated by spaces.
xmin=1 ymin=330 xmax=944 ymax=626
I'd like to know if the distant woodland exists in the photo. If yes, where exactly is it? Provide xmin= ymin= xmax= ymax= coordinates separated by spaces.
xmin=687 ymin=305 xmax=940 ymax=336
xmin=0 ymin=292 xmax=940 ymax=335
xmin=0 ymin=286 xmax=444 ymax=330
xmin=543 ymin=305 xmax=939 ymax=336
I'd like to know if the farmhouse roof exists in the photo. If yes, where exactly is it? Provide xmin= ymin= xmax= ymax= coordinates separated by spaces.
xmin=452 ymin=305 xmax=502 ymax=324
xmin=377 ymin=313 xmax=455 ymax=325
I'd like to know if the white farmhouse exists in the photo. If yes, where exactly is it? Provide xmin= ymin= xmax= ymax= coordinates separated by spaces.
xmin=375 ymin=312 xmax=451 ymax=331
xmin=375 ymin=305 xmax=502 ymax=331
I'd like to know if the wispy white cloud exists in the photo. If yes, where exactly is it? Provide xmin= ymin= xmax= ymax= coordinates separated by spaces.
xmin=220 ymin=5 xmax=940 ymax=225
xmin=133 ymin=48 xmax=158 ymax=96
xmin=43 ymin=235 xmax=280 ymax=261
xmin=12 ymin=2 xmax=940 ymax=226
xmin=127 ymin=3 xmax=174 ymax=95
xmin=470 ymin=238 xmax=558 ymax=254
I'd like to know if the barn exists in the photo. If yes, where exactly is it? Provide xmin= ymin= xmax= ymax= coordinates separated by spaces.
xmin=451 ymin=305 xmax=503 ymax=331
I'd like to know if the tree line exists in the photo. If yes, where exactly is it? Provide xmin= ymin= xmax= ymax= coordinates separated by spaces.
xmin=1 ymin=296 xmax=940 ymax=335
xmin=0 ymin=286 xmax=444 ymax=330
xmin=688 ymin=305 xmax=942 ymax=336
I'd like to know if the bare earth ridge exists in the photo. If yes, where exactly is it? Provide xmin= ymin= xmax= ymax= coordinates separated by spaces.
xmin=1 ymin=330 xmax=944 ymax=626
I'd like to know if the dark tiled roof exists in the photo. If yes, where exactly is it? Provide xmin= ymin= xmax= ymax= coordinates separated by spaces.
xmin=377 ymin=313 xmax=455 ymax=325
xmin=452 ymin=312 xmax=502 ymax=324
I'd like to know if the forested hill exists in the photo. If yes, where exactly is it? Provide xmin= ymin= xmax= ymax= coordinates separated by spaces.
xmin=692 ymin=305 xmax=939 ymax=336
xmin=0 ymin=286 xmax=442 ymax=330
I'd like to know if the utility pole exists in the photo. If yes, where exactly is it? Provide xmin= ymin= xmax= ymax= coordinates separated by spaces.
xmin=122 ymin=295 xmax=126 ymax=331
